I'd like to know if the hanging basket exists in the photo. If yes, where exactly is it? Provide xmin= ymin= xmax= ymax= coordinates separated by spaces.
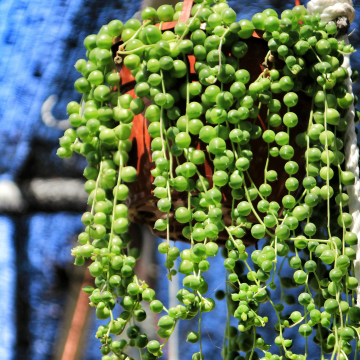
xmin=112 ymin=0 xmax=310 ymax=245
xmin=60 ymin=1 xmax=360 ymax=358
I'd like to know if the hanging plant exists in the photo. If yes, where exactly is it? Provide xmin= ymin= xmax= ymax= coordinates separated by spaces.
xmin=57 ymin=0 xmax=360 ymax=359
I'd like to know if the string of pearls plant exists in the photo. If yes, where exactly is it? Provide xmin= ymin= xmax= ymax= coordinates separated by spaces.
xmin=57 ymin=0 xmax=360 ymax=359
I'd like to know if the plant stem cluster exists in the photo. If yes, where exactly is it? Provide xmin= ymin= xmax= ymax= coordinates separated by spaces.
xmin=57 ymin=1 xmax=360 ymax=359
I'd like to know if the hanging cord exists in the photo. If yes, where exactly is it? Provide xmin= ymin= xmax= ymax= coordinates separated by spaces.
xmin=307 ymin=0 xmax=355 ymax=24
xmin=341 ymin=35 xmax=360 ymax=305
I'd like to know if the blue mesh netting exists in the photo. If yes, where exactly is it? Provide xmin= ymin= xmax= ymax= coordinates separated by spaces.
xmin=0 ymin=0 xmax=141 ymax=180
xmin=0 ymin=217 xmax=16 ymax=359
xmin=27 ymin=213 xmax=83 ymax=359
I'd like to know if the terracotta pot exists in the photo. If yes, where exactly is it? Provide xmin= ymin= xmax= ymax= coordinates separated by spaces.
xmin=112 ymin=0 xmax=310 ymax=245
